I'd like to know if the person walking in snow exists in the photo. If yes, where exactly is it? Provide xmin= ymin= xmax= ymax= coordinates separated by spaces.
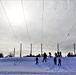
xmin=35 ymin=56 xmax=38 ymax=64
xmin=58 ymin=57 xmax=61 ymax=66
xmin=54 ymin=57 xmax=57 ymax=65
xmin=42 ymin=52 xmax=47 ymax=62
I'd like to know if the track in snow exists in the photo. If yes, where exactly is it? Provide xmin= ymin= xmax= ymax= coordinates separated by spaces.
xmin=0 ymin=71 xmax=76 ymax=75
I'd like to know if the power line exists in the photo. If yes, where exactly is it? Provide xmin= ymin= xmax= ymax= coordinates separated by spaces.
xmin=0 ymin=0 xmax=20 ymax=43
xmin=68 ymin=22 xmax=76 ymax=36
xmin=60 ymin=22 xmax=76 ymax=45
xmin=60 ymin=35 xmax=69 ymax=45
xmin=21 ymin=0 xmax=30 ymax=42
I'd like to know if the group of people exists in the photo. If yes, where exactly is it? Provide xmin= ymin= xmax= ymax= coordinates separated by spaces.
xmin=35 ymin=52 xmax=47 ymax=64
xmin=54 ymin=57 xmax=61 ymax=66
xmin=35 ymin=52 xmax=62 ymax=66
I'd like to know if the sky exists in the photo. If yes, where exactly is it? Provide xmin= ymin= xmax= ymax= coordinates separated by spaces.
xmin=0 ymin=0 xmax=76 ymax=57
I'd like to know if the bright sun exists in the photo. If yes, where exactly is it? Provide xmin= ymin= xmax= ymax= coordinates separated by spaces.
xmin=7 ymin=5 xmax=25 ymax=24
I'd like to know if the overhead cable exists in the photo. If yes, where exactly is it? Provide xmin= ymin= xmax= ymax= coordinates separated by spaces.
xmin=21 ymin=0 xmax=30 ymax=42
xmin=0 ymin=0 xmax=20 ymax=43
xmin=60 ymin=22 xmax=76 ymax=45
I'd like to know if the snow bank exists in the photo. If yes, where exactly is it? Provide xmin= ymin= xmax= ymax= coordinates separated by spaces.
xmin=0 ymin=57 xmax=76 ymax=75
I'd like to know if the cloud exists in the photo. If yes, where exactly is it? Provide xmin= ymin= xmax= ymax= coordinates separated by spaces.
xmin=0 ymin=0 xmax=76 ymax=56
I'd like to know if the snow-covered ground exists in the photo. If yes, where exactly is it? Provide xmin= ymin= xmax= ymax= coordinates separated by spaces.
xmin=0 ymin=57 xmax=76 ymax=75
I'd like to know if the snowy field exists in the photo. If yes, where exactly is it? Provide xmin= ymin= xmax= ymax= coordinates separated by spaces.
xmin=0 ymin=57 xmax=76 ymax=75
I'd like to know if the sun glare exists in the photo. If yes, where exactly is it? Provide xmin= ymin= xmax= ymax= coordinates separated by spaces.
xmin=6 ymin=2 xmax=34 ymax=26
xmin=7 ymin=5 xmax=24 ymax=24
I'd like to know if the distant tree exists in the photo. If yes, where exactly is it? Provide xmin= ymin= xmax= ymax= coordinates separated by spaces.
xmin=25 ymin=54 xmax=35 ymax=57
xmin=67 ymin=52 xmax=70 ymax=57
xmin=36 ymin=54 xmax=41 ymax=57
xmin=7 ymin=53 xmax=14 ymax=57
xmin=30 ymin=54 xmax=32 ymax=57
xmin=0 ymin=53 xmax=3 ymax=57
xmin=67 ymin=52 xmax=73 ymax=57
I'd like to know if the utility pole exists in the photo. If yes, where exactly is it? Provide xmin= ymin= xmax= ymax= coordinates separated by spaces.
xmin=41 ymin=43 xmax=43 ymax=56
xmin=14 ymin=47 xmax=15 ymax=57
xmin=73 ymin=43 xmax=75 ymax=55
xmin=57 ymin=43 xmax=59 ymax=52
xmin=30 ymin=43 xmax=32 ymax=55
xmin=20 ymin=43 xmax=22 ymax=57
